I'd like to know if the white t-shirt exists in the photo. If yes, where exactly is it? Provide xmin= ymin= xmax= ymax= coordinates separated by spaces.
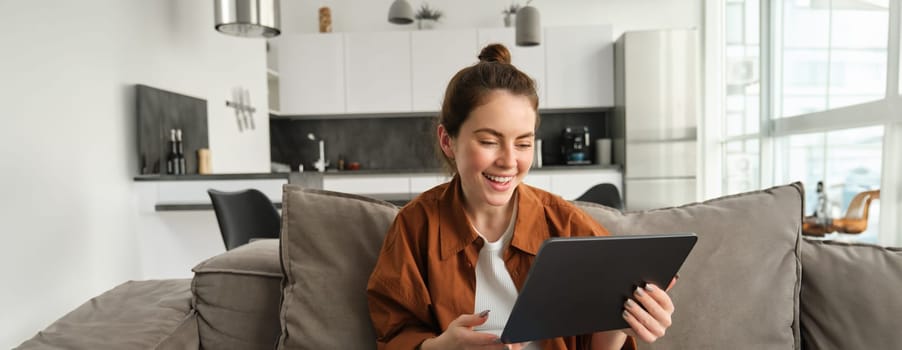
xmin=472 ymin=205 xmax=540 ymax=349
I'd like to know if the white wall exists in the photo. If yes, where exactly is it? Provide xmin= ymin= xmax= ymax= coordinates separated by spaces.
xmin=280 ymin=0 xmax=701 ymax=38
xmin=0 ymin=0 xmax=268 ymax=347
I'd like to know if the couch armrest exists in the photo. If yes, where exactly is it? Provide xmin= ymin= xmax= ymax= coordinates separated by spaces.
xmin=16 ymin=279 xmax=196 ymax=350
xmin=191 ymin=239 xmax=282 ymax=350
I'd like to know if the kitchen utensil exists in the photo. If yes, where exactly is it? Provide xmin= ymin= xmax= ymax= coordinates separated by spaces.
xmin=244 ymin=88 xmax=255 ymax=130
xmin=231 ymin=87 xmax=243 ymax=132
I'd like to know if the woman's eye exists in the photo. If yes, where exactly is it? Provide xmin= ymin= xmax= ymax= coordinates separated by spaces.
xmin=517 ymin=143 xmax=533 ymax=149
xmin=479 ymin=141 xmax=498 ymax=146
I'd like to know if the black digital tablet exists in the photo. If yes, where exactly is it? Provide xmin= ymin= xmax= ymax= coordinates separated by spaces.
xmin=499 ymin=233 xmax=697 ymax=344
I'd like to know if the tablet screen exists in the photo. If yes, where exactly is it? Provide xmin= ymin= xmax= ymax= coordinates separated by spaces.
xmin=499 ymin=233 xmax=697 ymax=344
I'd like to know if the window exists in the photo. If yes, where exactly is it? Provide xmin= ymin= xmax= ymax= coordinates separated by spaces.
xmin=725 ymin=0 xmax=760 ymax=138
xmin=713 ymin=0 xmax=900 ymax=245
xmin=724 ymin=139 xmax=760 ymax=194
xmin=776 ymin=0 xmax=888 ymax=118
xmin=774 ymin=126 xmax=883 ymax=243
xmin=722 ymin=0 xmax=762 ymax=195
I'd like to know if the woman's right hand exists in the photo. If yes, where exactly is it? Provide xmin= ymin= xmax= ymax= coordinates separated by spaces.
xmin=420 ymin=311 xmax=519 ymax=350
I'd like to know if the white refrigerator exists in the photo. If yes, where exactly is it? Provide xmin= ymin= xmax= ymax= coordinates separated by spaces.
xmin=612 ymin=29 xmax=700 ymax=210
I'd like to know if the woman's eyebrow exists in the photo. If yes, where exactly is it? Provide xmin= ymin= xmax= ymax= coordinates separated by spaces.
xmin=473 ymin=128 xmax=502 ymax=137
xmin=473 ymin=128 xmax=535 ymax=139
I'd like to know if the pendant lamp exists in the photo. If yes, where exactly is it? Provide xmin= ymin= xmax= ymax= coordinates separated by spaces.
xmin=214 ymin=0 xmax=281 ymax=38
xmin=388 ymin=0 xmax=415 ymax=25
xmin=515 ymin=4 xmax=541 ymax=46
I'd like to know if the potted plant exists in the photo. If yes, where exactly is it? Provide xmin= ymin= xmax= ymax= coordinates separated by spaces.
xmin=414 ymin=3 xmax=443 ymax=30
xmin=502 ymin=3 xmax=521 ymax=27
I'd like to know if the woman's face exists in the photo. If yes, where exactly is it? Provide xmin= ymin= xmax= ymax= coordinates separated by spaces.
xmin=440 ymin=90 xmax=536 ymax=210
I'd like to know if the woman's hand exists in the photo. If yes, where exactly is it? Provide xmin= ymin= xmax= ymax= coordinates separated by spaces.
xmin=621 ymin=280 xmax=676 ymax=343
xmin=420 ymin=311 xmax=521 ymax=350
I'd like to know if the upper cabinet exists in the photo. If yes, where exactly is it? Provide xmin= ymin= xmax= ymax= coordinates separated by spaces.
xmin=274 ymin=25 xmax=614 ymax=116
xmin=345 ymin=32 xmax=412 ymax=113
xmin=477 ymin=28 xmax=547 ymax=105
xmin=277 ymin=33 xmax=346 ymax=115
xmin=411 ymin=30 xmax=478 ymax=112
xmin=545 ymin=25 xmax=614 ymax=109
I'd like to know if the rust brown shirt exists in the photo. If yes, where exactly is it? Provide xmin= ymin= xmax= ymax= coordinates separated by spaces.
xmin=367 ymin=176 xmax=636 ymax=350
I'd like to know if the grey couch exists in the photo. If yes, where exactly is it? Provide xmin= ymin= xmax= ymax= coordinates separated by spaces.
xmin=17 ymin=183 xmax=902 ymax=349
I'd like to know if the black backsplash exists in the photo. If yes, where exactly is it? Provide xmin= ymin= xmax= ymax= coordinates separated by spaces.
xmin=270 ymin=110 xmax=610 ymax=171
xmin=136 ymin=85 xmax=209 ymax=175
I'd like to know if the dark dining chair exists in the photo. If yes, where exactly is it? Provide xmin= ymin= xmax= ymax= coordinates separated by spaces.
xmin=208 ymin=188 xmax=281 ymax=250
xmin=575 ymin=183 xmax=623 ymax=210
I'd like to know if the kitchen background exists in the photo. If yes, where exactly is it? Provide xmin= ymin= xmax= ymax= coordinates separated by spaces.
xmin=0 ymin=0 xmax=699 ymax=347
xmin=271 ymin=111 xmax=608 ymax=171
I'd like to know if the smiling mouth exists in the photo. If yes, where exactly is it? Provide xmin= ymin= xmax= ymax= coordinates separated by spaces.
xmin=483 ymin=173 xmax=514 ymax=183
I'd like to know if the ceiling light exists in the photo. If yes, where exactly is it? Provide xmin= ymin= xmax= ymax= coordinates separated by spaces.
xmin=516 ymin=5 xmax=541 ymax=46
xmin=215 ymin=0 xmax=281 ymax=38
xmin=388 ymin=0 xmax=415 ymax=25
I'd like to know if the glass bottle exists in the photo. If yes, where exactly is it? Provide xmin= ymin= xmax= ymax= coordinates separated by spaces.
xmin=176 ymin=129 xmax=187 ymax=175
xmin=167 ymin=129 xmax=178 ymax=175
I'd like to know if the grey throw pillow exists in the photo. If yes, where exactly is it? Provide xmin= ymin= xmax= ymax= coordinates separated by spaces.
xmin=800 ymin=239 xmax=902 ymax=350
xmin=576 ymin=183 xmax=804 ymax=349
xmin=277 ymin=186 xmax=399 ymax=350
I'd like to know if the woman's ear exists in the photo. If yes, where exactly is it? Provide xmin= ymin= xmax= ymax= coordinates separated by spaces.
xmin=437 ymin=124 xmax=455 ymax=159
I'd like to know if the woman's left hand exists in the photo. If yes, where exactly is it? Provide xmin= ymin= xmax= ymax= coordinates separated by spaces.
xmin=621 ymin=279 xmax=676 ymax=343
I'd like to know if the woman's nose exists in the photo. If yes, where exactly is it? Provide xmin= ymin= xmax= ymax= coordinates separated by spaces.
xmin=497 ymin=145 xmax=517 ymax=167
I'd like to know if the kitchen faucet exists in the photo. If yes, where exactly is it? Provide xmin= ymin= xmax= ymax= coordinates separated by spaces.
xmin=308 ymin=133 xmax=328 ymax=172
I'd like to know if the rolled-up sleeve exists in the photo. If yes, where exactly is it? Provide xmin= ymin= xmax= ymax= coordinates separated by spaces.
xmin=367 ymin=213 xmax=438 ymax=349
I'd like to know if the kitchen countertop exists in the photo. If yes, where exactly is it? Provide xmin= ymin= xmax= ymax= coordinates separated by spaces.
xmin=319 ymin=164 xmax=621 ymax=176
xmin=134 ymin=172 xmax=289 ymax=181
xmin=133 ymin=164 xmax=621 ymax=182
xmin=139 ymin=165 xmax=623 ymax=212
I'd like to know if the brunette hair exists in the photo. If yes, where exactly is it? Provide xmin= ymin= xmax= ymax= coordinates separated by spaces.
xmin=437 ymin=43 xmax=540 ymax=172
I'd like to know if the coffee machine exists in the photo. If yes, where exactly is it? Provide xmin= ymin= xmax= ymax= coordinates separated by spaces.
xmin=561 ymin=126 xmax=591 ymax=165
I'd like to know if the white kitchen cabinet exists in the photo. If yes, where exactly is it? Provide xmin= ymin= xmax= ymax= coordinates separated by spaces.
xmin=273 ymin=26 xmax=615 ymax=115
xmin=477 ymin=28 xmax=547 ymax=105
xmin=154 ymin=179 xmax=286 ymax=206
xmin=523 ymin=173 xmax=553 ymax=192
xmin=316 ymin=168 xmax=621 ymax=204
xmin=548 ymin=169 xmax=622 ymax=200
xmin=545 ymin=25 xmax=614 ymax=108
xmin=409 ymin=174 xmax=452 ymax=193
xmin=277 ymin=33 xmax=346 ymax=114
xmin=323 ymin=174 xmax=410 ymax=195
xmin=526 ymin=169 xmax=623 ymax=200
xmin=411 ymin=30 xmax=478 ymax=112
xmin=345 ymin=32 xmax=412 ymax=113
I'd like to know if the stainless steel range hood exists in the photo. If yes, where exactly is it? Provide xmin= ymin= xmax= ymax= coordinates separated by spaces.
xmin=214 ymin=0 xmax=281 ymax=38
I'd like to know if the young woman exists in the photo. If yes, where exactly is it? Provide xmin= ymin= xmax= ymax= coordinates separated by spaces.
xmin=367 ymin=44 xmax=675 ymax=350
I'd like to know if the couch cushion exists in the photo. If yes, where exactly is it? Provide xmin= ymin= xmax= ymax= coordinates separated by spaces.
xmin=16 ymin=279 xmax=196 ymax=350
xmin=576 ymin=183 xmax=803 ymax=349
xmin=277 ymin=186 xmax=399 ymax=350
xmin=800 ymin=239 xmax=902 ymax=350
xmin=191 ymin=238 xmax=282 ymax=350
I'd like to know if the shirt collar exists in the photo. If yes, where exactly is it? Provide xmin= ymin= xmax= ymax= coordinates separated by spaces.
xmin=438 ymin=175 xmax=550 ymax=260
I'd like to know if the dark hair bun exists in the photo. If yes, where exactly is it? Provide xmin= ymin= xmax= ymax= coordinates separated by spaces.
xmin=477 ymin=43 xmax=512 ymax=64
